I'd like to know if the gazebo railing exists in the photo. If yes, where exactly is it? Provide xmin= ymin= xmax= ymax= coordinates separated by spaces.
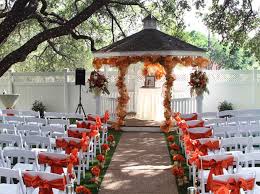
xmin=101 ymin=96 xmax=200 ymax=120
xmin=171 ymin=97 xmax=197 ymax=114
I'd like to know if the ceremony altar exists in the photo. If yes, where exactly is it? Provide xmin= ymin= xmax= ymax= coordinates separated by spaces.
xmin=136 ymin=87 xmax=164 ymax=121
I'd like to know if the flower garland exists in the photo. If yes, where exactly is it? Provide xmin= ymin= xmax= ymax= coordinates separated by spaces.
xmin=88 ymin=70 xmax=110 ymax=95
xmin=142 ymin=63 xmax=165 ymax=80
xmin=189 ymin=70 xmax=209 ymax=96
xmin=93 ymin=56 xmax=209 ymax=131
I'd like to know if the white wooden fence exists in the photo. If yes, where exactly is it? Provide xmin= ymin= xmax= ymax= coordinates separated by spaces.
xmin=0 ymin=67 xmax=260 ymax=116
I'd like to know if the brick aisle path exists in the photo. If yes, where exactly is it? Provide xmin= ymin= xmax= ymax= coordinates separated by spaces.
xmin=99 ymin=132 xmax=178 ymax=194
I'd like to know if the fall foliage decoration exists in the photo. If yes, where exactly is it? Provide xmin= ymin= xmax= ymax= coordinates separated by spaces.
xmin=93 ymin=55 xmax=209 ymax=131
xmin=142 ymin=62 xmax=165 ymax=80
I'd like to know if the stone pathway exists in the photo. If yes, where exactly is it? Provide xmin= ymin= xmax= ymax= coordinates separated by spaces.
xmin=99 ymin=132 xmax=178 ymax=194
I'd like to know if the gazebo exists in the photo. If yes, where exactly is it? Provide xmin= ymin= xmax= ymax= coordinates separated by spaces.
xmin=93 ymin=15 xmax=208 ymax=132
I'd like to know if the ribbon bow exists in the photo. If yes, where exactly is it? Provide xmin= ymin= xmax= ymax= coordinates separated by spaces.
xmin=197 ymin=140 xmax=220 ymax=155
xmin=189 ymin=129 xmax=212 ymax=140
xmin=96 ymin=116 xmax=102 ymax=129
xmin=67 ymin=148 xmax=79 ymax=176
xmin=212 ymin=177 xmax=255 ymax=194
xmin=199 ymin=156 xmax=234 ymax=191
xmin=80 ymin=132 xmax=89 ymax=152
xmin=89 ymin=125 xmax=99 ymax=137
xmin=56 ymin=139 xmax=81 ymax=154
xmin=38 ymin=154 xmax=66 ymax=174
xmin=23 ymin=174 xmax=65 ymax=194
xmin=103 ymin=111 xmax=110 ymax=123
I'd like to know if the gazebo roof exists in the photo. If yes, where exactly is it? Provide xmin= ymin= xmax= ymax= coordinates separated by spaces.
xmin=94 ymin=15 xmax=206 ymax=58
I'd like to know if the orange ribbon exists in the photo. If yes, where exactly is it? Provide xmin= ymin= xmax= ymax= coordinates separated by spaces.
xmin=23 ymin=173 xmax=65 ymax=194
xmin=181 ymin=113 xmax=198 ymax=121
xmin=96 ymin=117 xmax=102 ymax=129
xmin=188 ymin=129 xmax=212 ymax=140
xmin=68 ymin=129 xmax=89 ymax=138
xmin=56 ymin=136 xmax=88 ymax=154
xmin=198 ymin=156 xmax=234 ymax=191
xmin=197 ymin=140 xmax=220 ymax=155
xmin=103 ymin=111 xmax=110 ymax=123
xmin=89 ymin=125 xmax=99 ymax=137
xmin=188 ymin=120 xmax=204 ymax=128
xmin=76 ymin=121 xmax=91 ymax=129
xmin=67 ymin=148 xmax=79 ymax=175
xmin=212 ymin=177 xmax=255 ymax=194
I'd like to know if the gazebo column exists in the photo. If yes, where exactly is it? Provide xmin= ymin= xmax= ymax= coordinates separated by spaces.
xmin=115 ymin=63 xmax=131 ymax=130
xmin=161 ymin=56 xmax=176 ymax=133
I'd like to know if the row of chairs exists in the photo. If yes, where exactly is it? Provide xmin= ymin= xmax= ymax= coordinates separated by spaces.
xmin=198 ymin=108 xmax=260 ymax=119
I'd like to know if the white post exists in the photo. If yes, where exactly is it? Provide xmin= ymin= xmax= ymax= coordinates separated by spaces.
xmin=63 ymin=69 xmax=69 ymax=113
xmin=252 ymin=67 xmax=257 ymax=107
xmin=196 ymin=95 xmax=203 ymax=113
xmin=8 ymin=70 xmax=14 ymax=94
xmin=133 ymin=63 xmax=138 ymax=113
xmin=95 ymin=95 xmax=101 ymax=115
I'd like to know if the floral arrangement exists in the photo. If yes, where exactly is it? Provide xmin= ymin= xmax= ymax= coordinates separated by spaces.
xmin=166 ymin=133 xmax=188 ymax=186
xmin=101 ymin=143 xmax=110 ymax=154
xmin=88 ymin=70 xmax=110 ymax=96
xmin=107 ymin=134 xmax=116 ymax=147
xmin=189 ymin=70 xmax=209 ymax=96
xmin=76 ymin=186 xmax=92 ymax=194
xmin=97 ymin=154 xmax=105 ymax=168
xmin=93 ymin=56 xmax=209 ymax=131
xmin=91 ymin=165 xmax=101 ymax=184
xmin=142 ymin=63 xmax=165 ymax=80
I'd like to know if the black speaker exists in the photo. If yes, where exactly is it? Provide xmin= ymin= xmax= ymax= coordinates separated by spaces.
xmin=75 ymin=68 xmax=85 ymax=85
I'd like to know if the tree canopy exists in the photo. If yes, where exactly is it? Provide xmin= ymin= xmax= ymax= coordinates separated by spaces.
xmin=0 ymin=0 xmax=259 ymax=75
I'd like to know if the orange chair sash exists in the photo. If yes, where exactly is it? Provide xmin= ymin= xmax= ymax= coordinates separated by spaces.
xmin=56 ymin=136 xmax=88 ymax=154
xmin=188 ymin=120 xmax=204 ymax=128
xmin=68 ymin=129 xmax=89 ymax=139
xmin=103 ymin=111 xmax=110 ymax=123
xmin=23 ymin=173 xmax=65 ymax=194
xmin=198 ymin=156 xmax=234 ymax=191
xmin=181 ymin=113 xmax=198 ymax=121
xmin=76 ymin=121 xmax=91 ymax=129
xmin=212 ymin=177 xmax=255 ymax=194
xmin=189 ymin=129 xmax=212 ymax=140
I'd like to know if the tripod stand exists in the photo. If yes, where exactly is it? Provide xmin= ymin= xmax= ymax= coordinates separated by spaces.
xmin=75 ymin=85 xmax=86 ymax=116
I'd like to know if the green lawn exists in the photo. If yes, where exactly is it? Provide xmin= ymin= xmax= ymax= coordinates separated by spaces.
xmin=79 ymin=130 xmax=122 ymax=194
xmin=164 ymin=131 xmax=192 ymax=194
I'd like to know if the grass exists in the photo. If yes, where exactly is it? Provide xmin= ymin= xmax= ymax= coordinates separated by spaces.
xmin=164 ymin=130 xmax=192 ymax=194
xmin=78 ymin=129 xmax=122 ymax=194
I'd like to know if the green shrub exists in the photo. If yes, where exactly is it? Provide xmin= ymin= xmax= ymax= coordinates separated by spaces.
xmin=32 ymin=100 xmax=46 ymax=118
xmin=218 ymin=101 xmax=234 ymax=112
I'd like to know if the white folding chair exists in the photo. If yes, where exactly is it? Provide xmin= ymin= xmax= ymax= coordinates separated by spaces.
xmin=2 ymin=149 xmax=39 ymax=172
xmin=19 ymin=110 xmax=40 ymax=118
xmin=44 ymin=112 xmax=64 ymax=119
xmin=4 ymin=116 xmax=24 ymax=125
xmin=22 ymin=171 xmax=66 ymax=194
xmin=220 ymin=137 xmax=250 ymax=152
xmin=38 ymin=151 xmax=82 ymax=185
xmin=16 ymin=125 xmax=41 ymax=136
xmin=48 ymin=119 xmax=69 ymax=129
xmin=211 ymin=172 xmax=258 ymax=194
xmin=197 ymin=112 xmax=218 ymax=120
xmin=0 ymin=167 xmax=25 ymax=194
xmin=204 ymin=118 xmax=227 ymax=127
xmin=0 ymin=123 xmax=16 ymax=134
xmin=1 ymin=109 xmax=19 ymax=116
xmin=25 ymin=117 xmax=47 ymax=126
xmin=22 ymin=135 xmax=52 ymax=152
xmin=236 ymin=152 xmax=260 ymax=182
xmin=0 ymin=134 xmax=23 ymax=149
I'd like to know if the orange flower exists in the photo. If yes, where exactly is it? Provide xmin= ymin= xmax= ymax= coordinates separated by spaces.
xmin=170 ymin=143 xmax=180 ymax=151
xmin=172 ymin=166 xmax=184 ymax=177
xmin=91 ymin=166 xmax=101 ymax=177
xmin=173 ymin=154 xmax=185 ymax=162
xmin=97 ymin=154 xmax=105 ymax=163
xmin=102 ymin=143 xmax=110 ymax=152
xmin=167 ymin=135 xmax=175 ymax=142
xmin=107 ymin=135 xmax=115 ymax=143
xmin=76 ymin=186 xmax=92 ymax=194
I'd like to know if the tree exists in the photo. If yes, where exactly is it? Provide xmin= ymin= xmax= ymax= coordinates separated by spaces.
xmin=0 ymin=0 xmax=259 ymax=76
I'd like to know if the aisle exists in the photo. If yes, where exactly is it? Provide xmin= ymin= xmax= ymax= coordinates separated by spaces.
xmin=99 ymin=132 xmax=178 ymax=194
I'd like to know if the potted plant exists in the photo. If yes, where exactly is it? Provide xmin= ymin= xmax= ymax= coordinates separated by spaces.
xmin=218 ymin=101 xmax=234 ymax=118
xmin=32 ymin=100 xmax=46 ymax=118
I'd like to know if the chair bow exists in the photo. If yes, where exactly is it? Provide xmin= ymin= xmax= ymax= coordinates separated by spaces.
xmin=103 ymin=111 xmax=110 ymax=123
xmin=189 ymin=129 xmax=212 ymax=140
xmin=188 ymin=120 xmax=204 ymax=128
xmin=89 ymin=125 xmax=99 ymax=137
xmin=96 ymin=116 xmax=102 ymax=129
xmin=23 ymin=173 xmax=65 ymax=194
xmin=212 ymin=177 xmax=255 ymax=194
xmin=56 ymin=138 xmax=88 ymax=154
xmin=80 ymin=132 xmax=89 ymax=152
xmin=67 ymin=148 xmax=79 ymax=175
xmin=198 ymin=156 xmax=234 ymax=191
xmin=197 ymin=140 xmax=220 ymax=155
xmin=38 ymin=154 xmax=66 ymax=174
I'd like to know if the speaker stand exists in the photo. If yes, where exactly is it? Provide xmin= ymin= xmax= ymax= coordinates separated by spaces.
xmin=75 ymin=85 xmax=86 ymax=117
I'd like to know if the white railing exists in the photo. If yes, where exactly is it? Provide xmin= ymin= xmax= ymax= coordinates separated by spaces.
xmin=171 ymin=97 xmax=197 ymax=114
xmin=101 ymin=96 xmax=117 ymax=119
